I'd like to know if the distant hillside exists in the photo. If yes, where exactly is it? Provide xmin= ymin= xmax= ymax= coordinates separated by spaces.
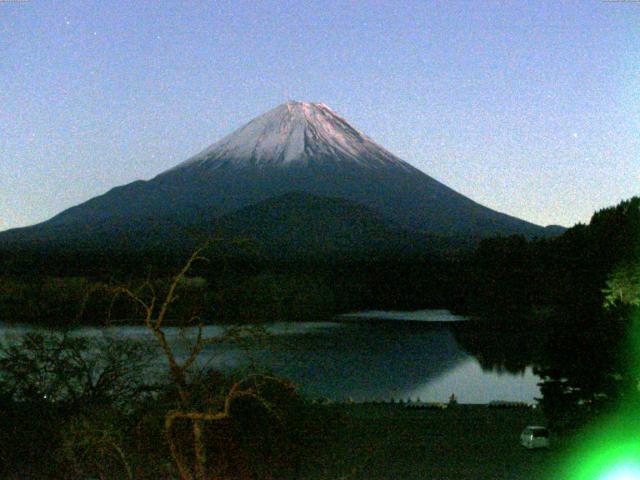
xmin=0 ymin=192 xmax=476 ymax=274
xmin=213 ymin=192 xmax=470 ymax=260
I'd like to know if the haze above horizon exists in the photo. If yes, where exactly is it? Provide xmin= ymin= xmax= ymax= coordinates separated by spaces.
xmin=2 ymin=0 xmax=638 ymax=231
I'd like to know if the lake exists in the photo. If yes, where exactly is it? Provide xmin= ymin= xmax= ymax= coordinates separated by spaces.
xmin=0 ymin=310 xmax=541 ymax=404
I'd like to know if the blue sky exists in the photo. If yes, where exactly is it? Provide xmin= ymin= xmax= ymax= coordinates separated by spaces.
xmin=1 ymin=0 xmax=638 ymax=231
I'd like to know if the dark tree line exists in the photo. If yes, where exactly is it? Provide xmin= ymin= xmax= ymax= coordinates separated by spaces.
xmin=455 ymin=197 xmax=640 ymax=428
xmin=453 ymin=197 xmax=639 ymax=318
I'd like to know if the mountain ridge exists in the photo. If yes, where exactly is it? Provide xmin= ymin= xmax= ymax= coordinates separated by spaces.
xmin=0 ymin=101 xmax=561 ymax=254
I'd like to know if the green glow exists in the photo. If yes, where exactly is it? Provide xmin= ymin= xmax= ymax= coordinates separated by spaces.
xmin=558 ymin=307 xmax=640 ymax=480
xmin=599 ymin=463 xmax=640 ymax=480
xmin=560 ymin=407 xmax=640 ymax=480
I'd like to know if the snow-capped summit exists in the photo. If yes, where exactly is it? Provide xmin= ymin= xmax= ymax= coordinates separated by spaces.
xmin=173 ymin=101 xmax=411 ymax=171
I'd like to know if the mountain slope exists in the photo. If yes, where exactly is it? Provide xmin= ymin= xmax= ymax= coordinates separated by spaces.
xmin=0 ymin=192 xmax=458 ymax=257
xmin=0 ymin=101 xmax=556 ymax=251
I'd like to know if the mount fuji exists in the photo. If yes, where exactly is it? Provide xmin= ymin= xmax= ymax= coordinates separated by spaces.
xmin=0 ymin=101 xmax=558 ymax=255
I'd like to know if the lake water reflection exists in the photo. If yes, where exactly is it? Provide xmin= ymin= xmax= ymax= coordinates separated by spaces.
xmin=0 ymin=310 xmax=541 ymax=404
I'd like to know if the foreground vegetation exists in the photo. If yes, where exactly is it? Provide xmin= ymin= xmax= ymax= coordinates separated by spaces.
xmin=0 ymin=333 xmax=313 ymax=479
xmin=0 ymin=352 xmax=570 ymax=480
xmin=0 ymin=251 xmax=316 ymax=479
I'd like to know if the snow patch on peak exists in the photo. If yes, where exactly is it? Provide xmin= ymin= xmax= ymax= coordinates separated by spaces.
xmin=171 ymin=101 xmax=412 ymax=172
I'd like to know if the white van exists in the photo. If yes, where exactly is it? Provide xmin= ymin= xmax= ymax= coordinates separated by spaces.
xmin=520 ymin=426 xmax=549 ymax=449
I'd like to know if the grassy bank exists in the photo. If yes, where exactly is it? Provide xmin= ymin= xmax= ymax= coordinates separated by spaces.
xmin=300 ymin=403 xmax=572 ymax=480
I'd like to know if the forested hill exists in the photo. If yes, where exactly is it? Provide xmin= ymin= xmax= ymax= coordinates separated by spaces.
xmin=456 ymin=196 xmax=640 ymax=320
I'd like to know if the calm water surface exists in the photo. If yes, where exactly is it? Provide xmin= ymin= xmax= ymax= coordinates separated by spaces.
xmin=0 ymin=310 xmax=541 ymax=404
